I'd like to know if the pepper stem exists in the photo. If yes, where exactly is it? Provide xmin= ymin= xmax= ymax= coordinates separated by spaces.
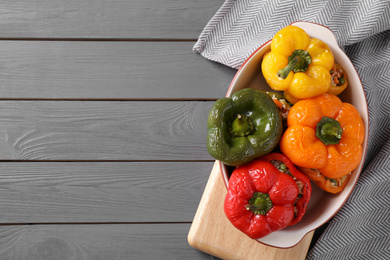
xmin=277 ymin=50 xmax=312 ymax=79
xmin=229 ymin=114 xmax=254 ymax=137
xmin=246 ymin=192 xmax=273 ymax=215
xmin=316 ymin=117 xmax=343 ymax=145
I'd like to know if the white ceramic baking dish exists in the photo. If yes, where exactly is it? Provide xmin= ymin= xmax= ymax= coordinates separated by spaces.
xmin=220 ymin=21 xmax=369 ymax=248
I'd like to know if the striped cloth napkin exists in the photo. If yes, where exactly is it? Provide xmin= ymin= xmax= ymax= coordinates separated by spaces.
xmin=194 ymin=1 xmax=390 ymax=259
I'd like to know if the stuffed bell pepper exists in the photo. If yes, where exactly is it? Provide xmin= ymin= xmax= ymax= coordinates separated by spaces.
xmin=329 ymin=63 xmax=349 ymax=95
xmin=280 ymin=93 xmax=364 ymax=193
xmin=263 ymin=91 xmax=292 ymax=130
xmin=224 ymin=153 xmax=311 ymax=239
xmin=207 ymin=88 xmax=283 ymax=166
xmin=261 ymin=25 xmax=335 ymax=104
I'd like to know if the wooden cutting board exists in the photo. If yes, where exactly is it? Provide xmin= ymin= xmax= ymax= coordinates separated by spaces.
xmin=188 ymin=161 xmax=314 ymax=260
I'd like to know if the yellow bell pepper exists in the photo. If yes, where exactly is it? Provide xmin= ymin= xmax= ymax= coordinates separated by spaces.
xmin=283 ymin=62 xmax=349 ymax=104
xmin=261 ymin=25 xmax=334 ymax=103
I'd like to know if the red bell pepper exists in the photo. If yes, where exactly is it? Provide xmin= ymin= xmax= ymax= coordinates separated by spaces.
xmin=224 ymin=153 xmax=311 ymax=239
xmin=260 ymin=152 xmax=312 ymax=226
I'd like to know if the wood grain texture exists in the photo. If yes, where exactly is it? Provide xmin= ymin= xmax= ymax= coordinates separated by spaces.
xmin=0 ymin=0 xmax=224 ymax=39
xmin=0 ymin=0 xmax=321 ymax=259
xmin=0 ymin=161 xmax=213 ymax=223
xmin=188 ymin=162 xmax=313 ymax=260
xmin=0 ymin=41 xmax=235 ymax=99
xmin=0 ymin=224 xmax=218 ymax=260
xmin=0 ymin=100 xmax=213 ymax=160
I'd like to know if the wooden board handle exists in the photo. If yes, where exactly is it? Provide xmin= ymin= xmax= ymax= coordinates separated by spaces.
xmin=188 ymin=161 xmax=314 ymax=260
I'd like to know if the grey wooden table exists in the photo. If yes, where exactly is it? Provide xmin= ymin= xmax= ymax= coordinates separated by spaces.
xmin=0 ymin=1 xmax=239 ymax=259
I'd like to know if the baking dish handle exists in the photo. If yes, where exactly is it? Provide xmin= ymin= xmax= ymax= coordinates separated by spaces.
xmin=291 ymin=21 xmax=338 ymax=46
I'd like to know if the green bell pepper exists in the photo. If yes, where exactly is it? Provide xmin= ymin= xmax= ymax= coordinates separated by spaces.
xmin=207 ymin=88 xmax=283 ymax=166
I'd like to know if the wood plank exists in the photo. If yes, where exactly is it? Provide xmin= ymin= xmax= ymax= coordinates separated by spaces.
xmin=0 ymin=224 xmax=218 ymax=260
xmin=0 ymin=161 xmax=213 ymax=223
xmin=0 ymin=100 xmax=213 ymax=160
xmin=0 ymin=41 xmax=235 ymax=99
xmin=0 ymin=0 xmax=224 ymax=39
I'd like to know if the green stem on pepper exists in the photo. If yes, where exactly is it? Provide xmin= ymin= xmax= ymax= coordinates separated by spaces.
xmin=316 ymin=117 xmax=343 ymax=145
xmin=229 ymin=114 xmax=254 ymax=137
xmin=246 ymin=192 xmax=273 ymax=215
xmin=277 ymin=50 xmax=312 ymax=79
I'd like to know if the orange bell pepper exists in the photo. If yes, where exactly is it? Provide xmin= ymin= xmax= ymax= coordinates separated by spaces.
xmin=298 ymin=167 xmax=351 ymax=194
xmin=280 ymin=93 xmax=364 ymax=193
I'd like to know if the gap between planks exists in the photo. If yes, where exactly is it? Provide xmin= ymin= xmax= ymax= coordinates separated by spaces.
xmin=0 ymin=160 xmax=214 ymax=162
xmin=0 ymin=38 xmax=198 ymax=42
xmin=0 ymin=222 xmax=192 ymax=226
xmin=0 ymin=98 xmax=218 ymax=101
